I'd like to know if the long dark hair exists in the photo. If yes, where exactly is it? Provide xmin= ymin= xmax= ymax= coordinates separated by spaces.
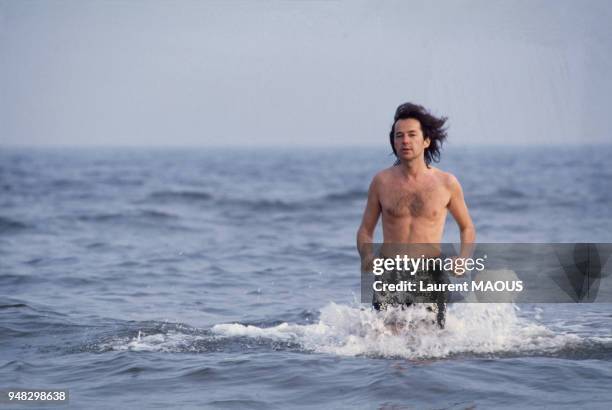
xmin=389 ymin=102 xmax=448 ymax=166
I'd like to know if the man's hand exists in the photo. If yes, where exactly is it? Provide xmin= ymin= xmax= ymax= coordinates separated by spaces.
xmin=360 ymin=253 xmax=375 ymax=273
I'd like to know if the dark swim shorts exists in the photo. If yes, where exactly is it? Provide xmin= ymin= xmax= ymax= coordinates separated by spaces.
xmin=372 ymin=257 xmax=449 ymax=329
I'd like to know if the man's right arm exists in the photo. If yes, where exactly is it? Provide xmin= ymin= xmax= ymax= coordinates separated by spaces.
xmin=356 ymin=174 xmax=382 ymax=270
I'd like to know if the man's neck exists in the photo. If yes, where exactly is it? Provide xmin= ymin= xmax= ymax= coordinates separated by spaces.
xmin=398 ymin=158 xmax=428 ymax=179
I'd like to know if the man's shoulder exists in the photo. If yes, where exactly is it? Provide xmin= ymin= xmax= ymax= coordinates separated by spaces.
xmin=371 ymin=166 xmax=397 ymax=184
xmin=429 ymin=167 xmax=460 ymax=189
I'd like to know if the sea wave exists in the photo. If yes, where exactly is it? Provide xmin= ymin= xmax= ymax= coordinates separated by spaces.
xmin=75 ymin=209 xmax=179 ymax=222
xmin=144 ymin=188 xmax=367 ymax=211
xmin=0 ymin=216 xmax=29 ymax=233
xmin=149 ymin=190 xmax=213 ymax=202
xmin=323 ymin=189 xmax=367 ymax=202
xmin=91 ymin=303 xmax=612 ymax=360
xmin=211 ymin=303 xmax=603 ymax=360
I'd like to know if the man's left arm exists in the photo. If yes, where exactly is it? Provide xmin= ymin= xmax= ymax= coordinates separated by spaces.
xmin=447 ymin=174 xmax=476 ymax=259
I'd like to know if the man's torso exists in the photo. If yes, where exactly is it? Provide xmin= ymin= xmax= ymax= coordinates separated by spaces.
xmin=377 ymin=166 xmax=452 ymax=247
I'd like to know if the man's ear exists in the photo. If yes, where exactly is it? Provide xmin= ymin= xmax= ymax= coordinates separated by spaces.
xmin=424 ymin=137 xmax=431 ymax=148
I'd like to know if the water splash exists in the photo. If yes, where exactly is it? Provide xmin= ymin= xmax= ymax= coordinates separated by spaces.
xmin=212 ymin=302 xmax=587 ymax=359
xmin=94 ymin=303 xmax=611 ymax=359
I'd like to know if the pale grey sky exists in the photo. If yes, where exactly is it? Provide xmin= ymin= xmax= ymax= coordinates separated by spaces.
xmin=1 ymin=0 xmax=611 ymax=146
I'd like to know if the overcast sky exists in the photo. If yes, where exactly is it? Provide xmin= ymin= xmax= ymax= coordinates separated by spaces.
xmin=1 ymin=0 xmax=611 ymax=147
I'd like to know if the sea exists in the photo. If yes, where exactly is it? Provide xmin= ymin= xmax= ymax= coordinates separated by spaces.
xmin=1 ymin=145 xmax=611 ymax=409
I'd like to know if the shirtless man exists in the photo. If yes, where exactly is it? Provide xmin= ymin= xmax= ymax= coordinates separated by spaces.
xmin=356 ymin=102 xmax=476 ymax=328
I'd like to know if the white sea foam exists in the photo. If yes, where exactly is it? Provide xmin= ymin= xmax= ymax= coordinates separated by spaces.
xmin=211 ymin=302 xmax=585 ymax=359
xmin=104 ymin=330 xmax=209 ymax=352
xmin=101 ymin=303 xmax=606 ymax=358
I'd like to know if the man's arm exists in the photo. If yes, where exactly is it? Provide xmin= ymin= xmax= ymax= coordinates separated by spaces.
xmin=447 ymin=174 xmax=476 ymax=259
xmin=357 ymin=175 xmax=382 ymax=270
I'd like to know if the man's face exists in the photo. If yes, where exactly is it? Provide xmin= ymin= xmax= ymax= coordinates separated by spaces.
xmin=393 ymin=118 xmax=430 ymax=162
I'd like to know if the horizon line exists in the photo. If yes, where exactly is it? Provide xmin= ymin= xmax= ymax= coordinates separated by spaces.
xmin=2 ymin=142 xmax=611 ymax=149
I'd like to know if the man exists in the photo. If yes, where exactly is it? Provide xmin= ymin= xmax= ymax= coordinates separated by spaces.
xmin=356 ymin=102 xmax=476 ymax=329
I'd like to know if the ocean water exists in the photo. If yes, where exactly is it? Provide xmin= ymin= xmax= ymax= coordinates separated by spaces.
xmin=1 ymin=145 xmax=611 ymax=409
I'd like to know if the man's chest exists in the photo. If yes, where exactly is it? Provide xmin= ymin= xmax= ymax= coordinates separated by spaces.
xmin=379 ymin=182 xmax=450 ymax=219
